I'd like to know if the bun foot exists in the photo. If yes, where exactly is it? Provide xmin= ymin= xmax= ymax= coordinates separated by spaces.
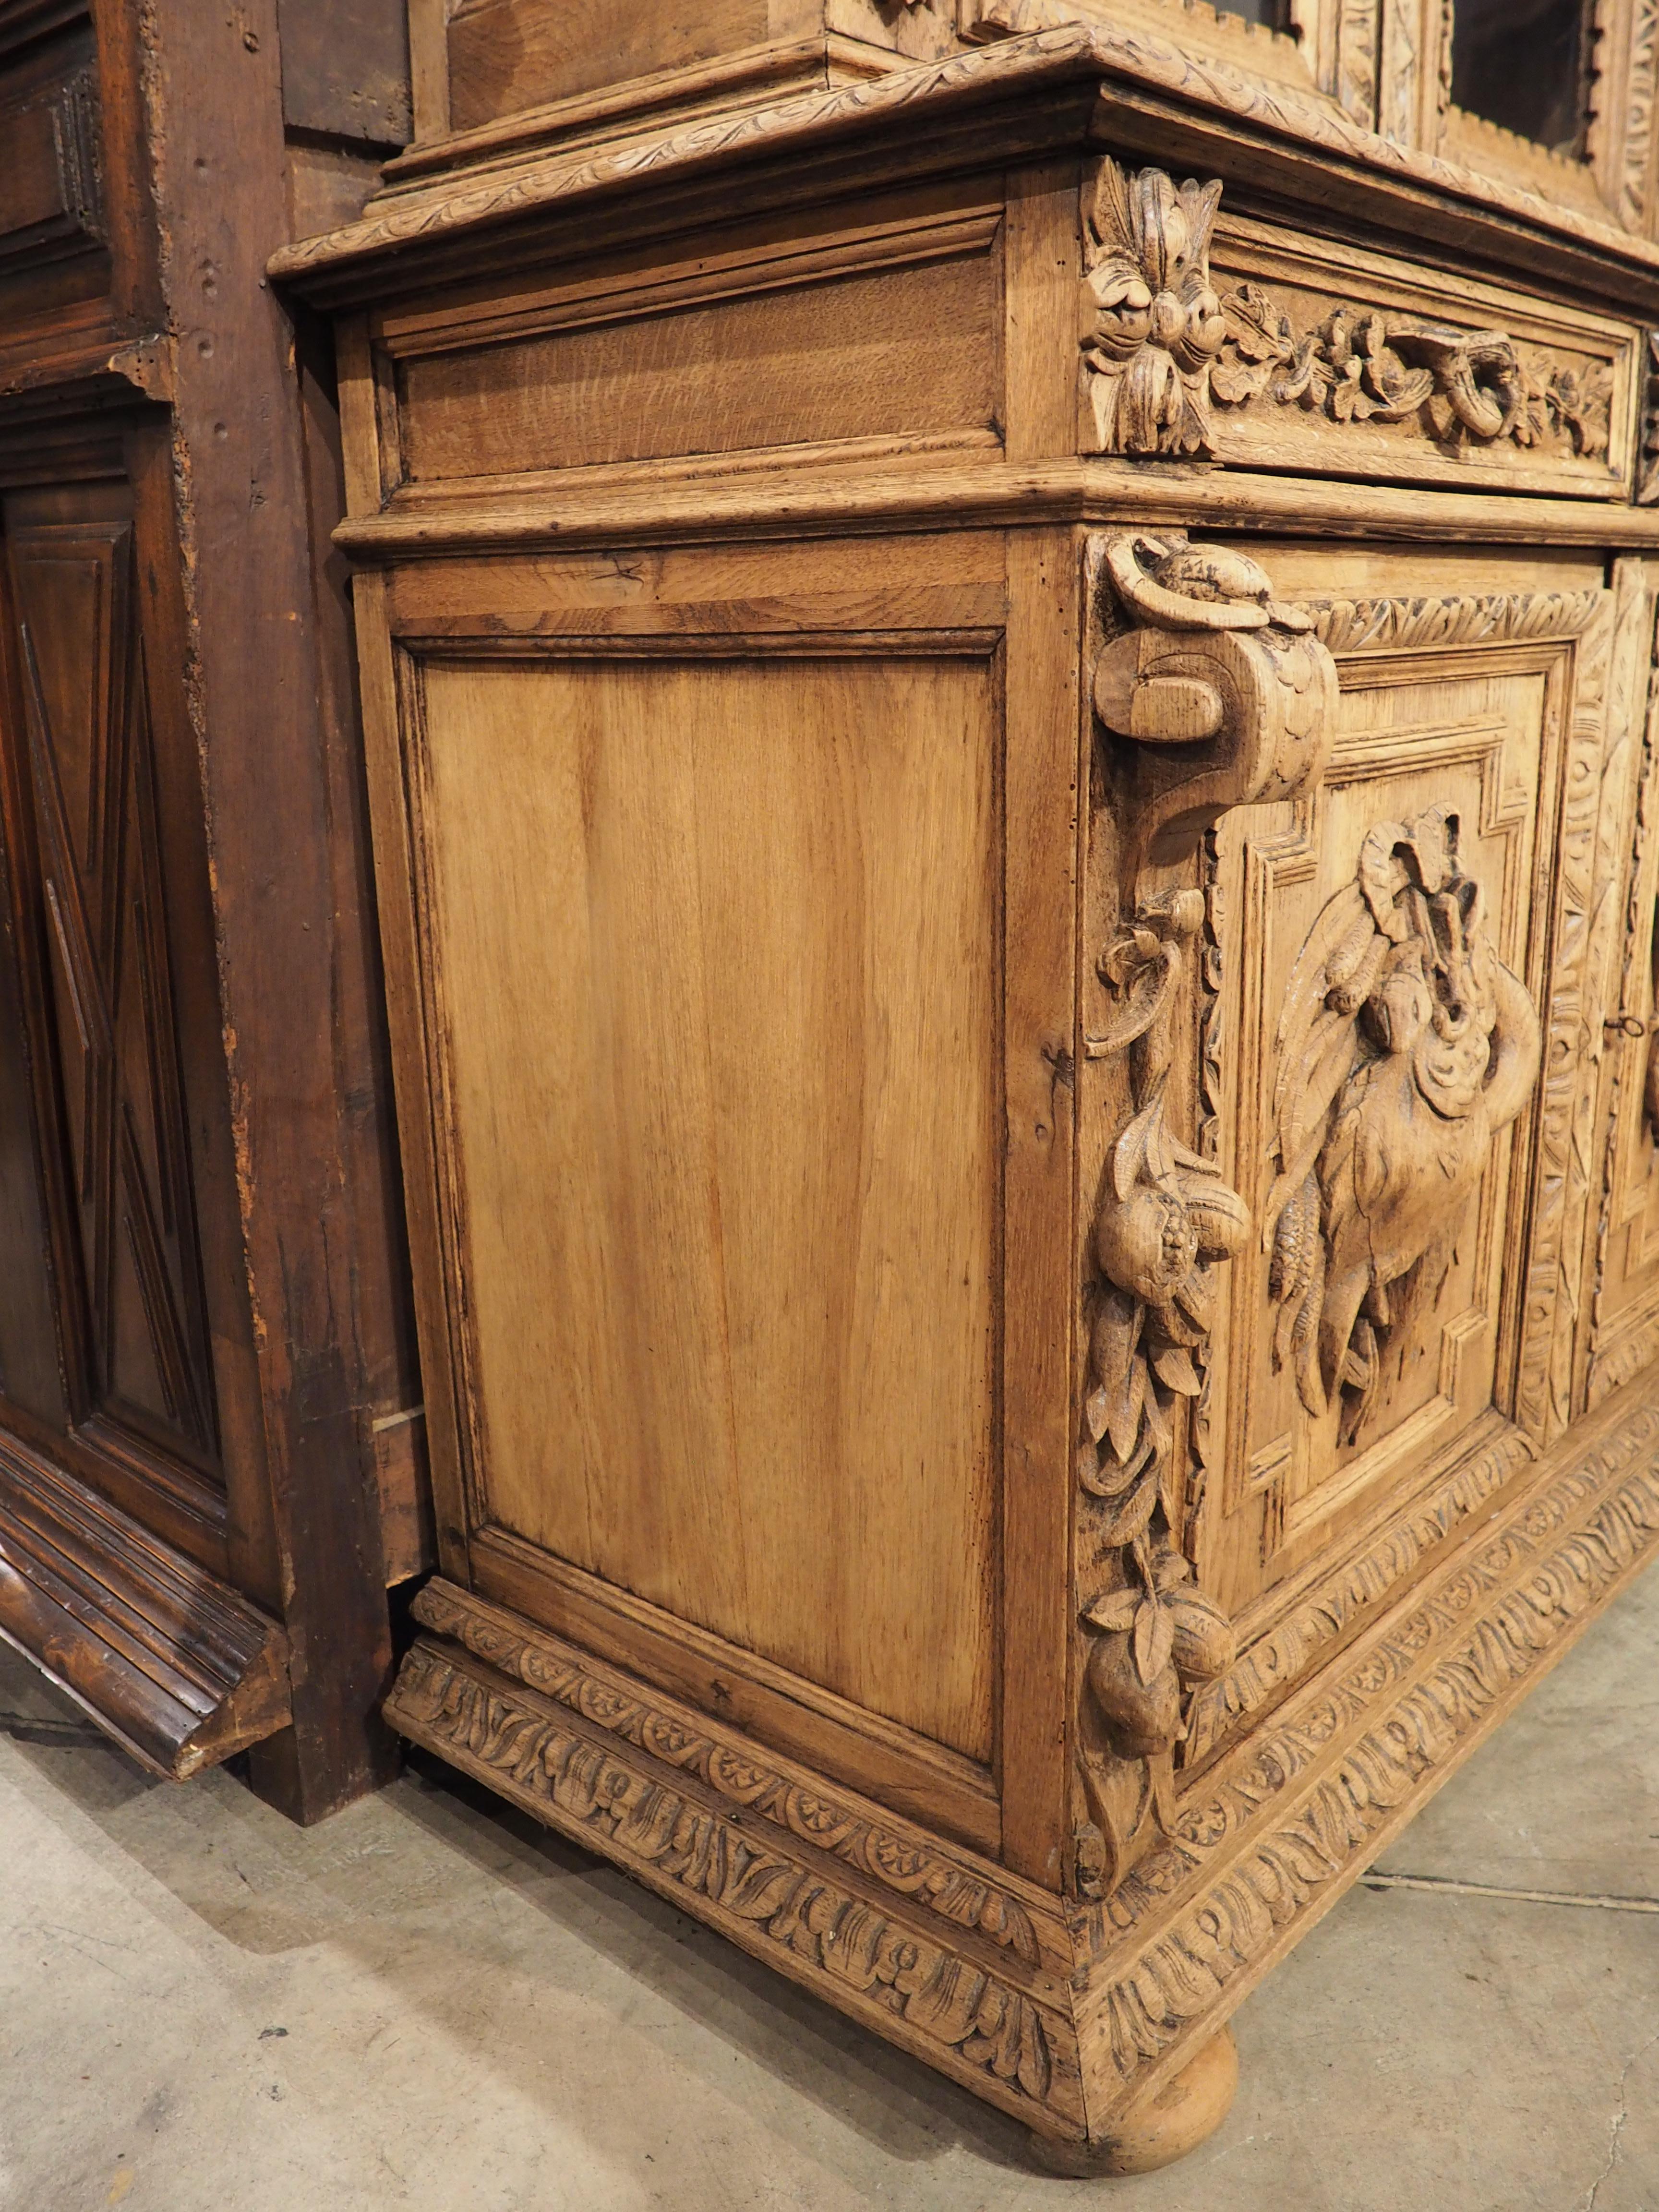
xmin=1028 ymin=2024 xmax=1238 ymax=2178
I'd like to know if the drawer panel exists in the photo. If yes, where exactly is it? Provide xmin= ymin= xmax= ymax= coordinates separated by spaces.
xmin=386 ymin=195 xmax=1004 ymax=486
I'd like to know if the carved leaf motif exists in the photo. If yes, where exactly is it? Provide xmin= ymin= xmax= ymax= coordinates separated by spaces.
xmin=1082 ymin=1587 xmax=1142 ymax=1634
xmin=1133 ymin=1598 xmax=1175 ymax=1685
xmin=1095 ymin=1471 xmax=1161 ymax=1547
xmin=1153 ymin=1344 xmax=1202 ymax=1395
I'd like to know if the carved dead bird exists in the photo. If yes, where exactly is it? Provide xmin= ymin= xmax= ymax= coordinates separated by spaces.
xmin=1262 ymin=805 xmax=1540 ymax=1442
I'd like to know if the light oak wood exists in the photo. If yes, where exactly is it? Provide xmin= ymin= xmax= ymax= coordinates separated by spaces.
xmin=411 ymin=646 xmax=999 ymax=1760
xmin=284 ymin=1 xmax=1659 ymax=2168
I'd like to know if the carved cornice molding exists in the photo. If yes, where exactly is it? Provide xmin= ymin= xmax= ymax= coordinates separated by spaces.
xmin=1075 ymin=534 xmax=1337 ymax=1899
xmin=387 ymin=1620 xmax=1084 ymax=2136
xmin=1074 ymin=1381 xmax=1659 ymax=2103
xmin=268 ymin=22 xmax=1659 ymax=302
xmin=1213 ymin=284 xmax=1614 ymax=462
xmin=406 ymin=1580 xmax=1047 ymax=1962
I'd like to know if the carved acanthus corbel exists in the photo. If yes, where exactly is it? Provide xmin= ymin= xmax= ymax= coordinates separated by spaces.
xmin=1080 ymin=161 xmax=1226 ymax=459
xmin=1074 ymin=534 xmax=1338 ymax=1901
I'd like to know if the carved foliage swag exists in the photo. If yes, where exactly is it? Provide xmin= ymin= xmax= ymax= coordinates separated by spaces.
xmin=1076 ymin=534 xmax=1338 ymax=1899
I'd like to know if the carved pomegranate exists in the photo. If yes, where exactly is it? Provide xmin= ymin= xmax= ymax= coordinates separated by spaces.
xmin=1085 ymin=1633 xmax=1184 ymax=1759
xmin=1167 ymin=1587 xmax=1234 ymax=1684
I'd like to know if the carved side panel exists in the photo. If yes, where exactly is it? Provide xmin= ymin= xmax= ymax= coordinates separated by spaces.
xmin=0 ymin=497 xmax=219 ymax=1481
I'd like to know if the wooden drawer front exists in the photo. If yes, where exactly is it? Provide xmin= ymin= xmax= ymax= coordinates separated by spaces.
xmin=1182 ymin=551 xmax=1636 ymax=1723
xmin=377 ymin=194 xmax=1003 ymax=490
xmin=1197 ymin=219 xmax=1635 ymax=500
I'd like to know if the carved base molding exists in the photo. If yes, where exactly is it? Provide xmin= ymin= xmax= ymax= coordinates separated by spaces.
xmin=386 ymin=1581 xmax=1086 ymax=2140
xmin=388 ymin=1363 xmax=1659 ymax=2152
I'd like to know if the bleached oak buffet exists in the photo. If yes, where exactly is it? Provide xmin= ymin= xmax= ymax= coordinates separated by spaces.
xmin=275 ymin=0 xmax=1659 ymax=2171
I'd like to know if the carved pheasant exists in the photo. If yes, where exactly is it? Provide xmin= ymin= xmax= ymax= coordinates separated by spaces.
xmin=1263 ymin=805 xmax=1541 ymax=1442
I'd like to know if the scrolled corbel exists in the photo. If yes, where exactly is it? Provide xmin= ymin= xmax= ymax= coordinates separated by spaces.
xmin=1073 ymin=534 xmax=1338 ymax=1901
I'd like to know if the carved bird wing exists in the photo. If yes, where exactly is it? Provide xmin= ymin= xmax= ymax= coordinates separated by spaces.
xmin=1262 ymin=881 xmax=1383 ymax=1416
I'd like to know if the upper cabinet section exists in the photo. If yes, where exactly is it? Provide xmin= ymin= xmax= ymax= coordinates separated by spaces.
xmin=393 ymin=0 xmax=1659 ymax=248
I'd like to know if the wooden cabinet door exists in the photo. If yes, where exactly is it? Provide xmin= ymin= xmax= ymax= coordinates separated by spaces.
xmin=1178 ymin=548 xmax=1644 ymax=1767
xmin=0 ymin=477 xmax=224 ymax=1559
xmin=1587 ymin=562 xmax=1659 ymax=1407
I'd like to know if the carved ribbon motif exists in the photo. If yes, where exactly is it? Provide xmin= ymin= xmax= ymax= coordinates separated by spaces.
xmin=1262 ymin=806 xmax=1542 ymax=1443
xmin=1214 ymin=285 xmax=1613 ymax=459
xmin=1076 ymin=534 xmax=1338 ymax=1899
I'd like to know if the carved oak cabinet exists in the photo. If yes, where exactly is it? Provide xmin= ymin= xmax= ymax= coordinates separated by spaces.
xmin=277 ymin=0 xmax=1659 ymax=2169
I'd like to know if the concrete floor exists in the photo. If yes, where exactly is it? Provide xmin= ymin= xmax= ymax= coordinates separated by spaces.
xmin=4 ymin=1573 xmax=1659 ymax=2212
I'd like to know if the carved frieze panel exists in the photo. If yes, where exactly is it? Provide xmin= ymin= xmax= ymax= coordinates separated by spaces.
xmin=1079 ymin=166 xmax=1639 ymax=497
xmin=1202 ymin=216 xmax=1638 ymax=495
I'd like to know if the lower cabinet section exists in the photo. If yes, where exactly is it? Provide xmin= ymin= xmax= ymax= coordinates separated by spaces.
xmin=353 ymin=512 xmax=1659 ymax=2162
xmin=289 ymin=52 xmax=1659 ymax=2156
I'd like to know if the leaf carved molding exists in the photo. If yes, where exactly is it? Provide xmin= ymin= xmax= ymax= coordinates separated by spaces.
xmin=1076 ymin=533 xmax=1337 ymax=1899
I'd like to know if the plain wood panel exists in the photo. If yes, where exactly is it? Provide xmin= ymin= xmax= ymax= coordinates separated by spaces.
xmin=399 ymin=252 xmax=998 ymax=480
xmin=416 ymin=651 xmax=1000 ymax=1761
xmin=446 ymin=0 xmax=772 ymax=129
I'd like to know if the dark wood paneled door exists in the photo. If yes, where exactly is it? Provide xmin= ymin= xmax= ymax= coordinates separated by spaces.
xmin=0 ymin=481 xmax=222 ymax=1546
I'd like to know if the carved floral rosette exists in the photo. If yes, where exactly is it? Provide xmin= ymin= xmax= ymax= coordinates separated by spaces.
xmin=1075 ymin=533 xmax=1338 ymax=1899
xmin=1080 ymin=161 xmax=1225 ymax=458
